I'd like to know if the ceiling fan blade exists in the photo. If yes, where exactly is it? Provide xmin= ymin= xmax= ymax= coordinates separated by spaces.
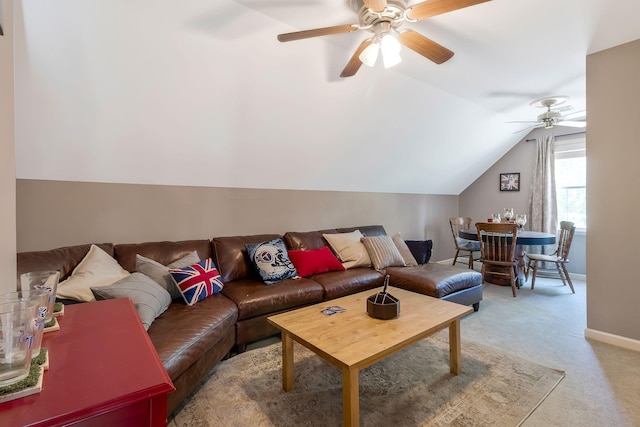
xmin=506 ymin=121 xmax=541 ymax=124
xmin=557 ymin=121 xmax=587 ymax=128
xmin=513 ymin=124 xmax=542 ymax=134
xmin=561 ymin=109 xmax=586 ymax=119
xmin=340 ymin=39 xmax=373 ymax=78
xmin=407 ymin=0 xmax=491 ymax=21
xmin=398 ymin=30 xmax=454 ymax=64
xmin=277 ymin=24 xmax=358 ymax=42
xmin=364 ymin=0 xmax=388 ymax=12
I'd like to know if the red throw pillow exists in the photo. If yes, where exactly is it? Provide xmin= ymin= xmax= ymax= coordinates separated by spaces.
xmin=288 ymin=246 xmax=345 ymax=277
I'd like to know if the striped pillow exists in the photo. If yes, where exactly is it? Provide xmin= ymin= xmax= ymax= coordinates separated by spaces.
xmin=361 ymin=235 xmax=406 ymax=271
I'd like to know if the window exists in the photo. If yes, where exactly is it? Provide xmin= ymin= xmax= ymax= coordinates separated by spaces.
xmin=555 ymin=137 xmax=586 ymax=230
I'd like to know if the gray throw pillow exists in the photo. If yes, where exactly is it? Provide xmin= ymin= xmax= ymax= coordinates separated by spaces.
xmin=136 ymin=251 xmax=201 ymax=299
xmin=91 ymin=272 xmax=172 ymax=330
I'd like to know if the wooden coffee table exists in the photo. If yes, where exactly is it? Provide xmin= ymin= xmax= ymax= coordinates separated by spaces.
xmin=267 ymin=287 xmax=472 ymax=426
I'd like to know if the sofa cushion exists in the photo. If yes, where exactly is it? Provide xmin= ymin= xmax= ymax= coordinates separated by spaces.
xmin=17 ymin=243 xmax=114 ymax=281
xmin=405 ymin=240 xmax=434 ymax=264
xmin=391 ymin=233 xmax=419 ymax=267
xmin=169 ymin=259 xmax=225 ymax=306
xmin=283 ymin=229 xmax=337 ymax=251
xmin=245 ymin=238 xmax=298 ymax=285
xmin=288 ymin=246 xmax=345 ymax=277
xmin=361 ymin=235 xmax=406 ymax=270
xmin=310 ymin=268 xmax=384 ymax=300
xmin=146 ymin=293 xmax=238 ymax=380
xmin=114 ymin=240 xmax=211 ymax=273
xmin=91 ymin=272 xmax=172 ymax=330
xmin=336 ymin=225 xmax=387 ymax=237
xmin=136 ymin=251 xmax=201 ymax=300
xmin=212 ymin=234 xmax=282 ymax=283
xmin=221 ymin=277 xmax=324 ymax=320
xmin=323 ymin=230 xmax=372 ymax=269
xmin=386 ymin=264 xmax=481 ymax=298
xmin=56 ymin=244 xmax=130 ymax=302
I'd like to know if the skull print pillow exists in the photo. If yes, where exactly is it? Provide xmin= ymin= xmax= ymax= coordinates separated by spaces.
xmin=245 ymin=238 xmax=299 ymax=285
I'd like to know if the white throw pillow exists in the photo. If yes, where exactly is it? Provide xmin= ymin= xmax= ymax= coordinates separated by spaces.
xmin=56 ymin=244 xmax=130 ymax=302
xmin=323 ymin=230 xmax=372 ymax=269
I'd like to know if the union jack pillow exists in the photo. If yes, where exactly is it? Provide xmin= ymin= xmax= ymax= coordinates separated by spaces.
xmin=169 ymin=258 xmax=224 ymax=306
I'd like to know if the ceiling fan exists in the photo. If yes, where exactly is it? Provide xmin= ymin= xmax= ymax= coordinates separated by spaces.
xmin=277 ymin=0 xmax=491 ymax=77
xmin=508 ymin=96 xmax=587 ymax=133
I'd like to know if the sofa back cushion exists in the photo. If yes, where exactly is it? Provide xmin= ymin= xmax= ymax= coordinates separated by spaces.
xmin=212 ymin=234 xmax=282 ymax=283
xmin=336 ymin=225 xmax=387 ymax=237
xmin=284 ymin=226 xmax=386 ymax=251
xmin=114 ymin=240 xmax=211 ymax=273
xmin=283 ymin=229 xmax=337 ymax=251
xmin=17 ymin=243 xmax=114 ymax=280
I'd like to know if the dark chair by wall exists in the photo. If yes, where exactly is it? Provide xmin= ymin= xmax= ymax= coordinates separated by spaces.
xmin=525 ymin=221 xmax=576 ymax=293
xmin=449 ymin=217 xmax=480 ymax=269
xmin=476 ymin=222 xmax=520 ymax=297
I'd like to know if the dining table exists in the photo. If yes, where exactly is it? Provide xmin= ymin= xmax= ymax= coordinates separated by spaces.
xmin=458 ymin=227 xmax=556 ymax=286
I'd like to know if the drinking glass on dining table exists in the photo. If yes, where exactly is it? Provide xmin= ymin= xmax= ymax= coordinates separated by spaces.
xmin=516 ymin=214 xmax=527 ymax=229
xmin=503 ymin=208 xmax=514 ymax=222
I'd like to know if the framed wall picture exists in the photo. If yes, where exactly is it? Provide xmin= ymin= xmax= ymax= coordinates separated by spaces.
xmin=500 ymin=173 xmax=520 ymax=192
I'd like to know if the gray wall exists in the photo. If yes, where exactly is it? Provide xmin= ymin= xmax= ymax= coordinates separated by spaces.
xmin=16 ymin=180 xmax=458 ymax=263
xmin=0 ymin=0 xmax=16 ymax=295
xmin=586 ymin=39 xmax=640 ymax=341
xmin=459 ymin=128 xmax=587 ymax=275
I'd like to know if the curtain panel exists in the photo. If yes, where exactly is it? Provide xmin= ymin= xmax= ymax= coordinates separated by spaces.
xmin=528 ymin=136 xmax=558 ymax=259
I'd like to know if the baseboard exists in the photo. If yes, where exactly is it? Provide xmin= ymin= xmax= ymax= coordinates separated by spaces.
xmin=585 ymin=328 xmax=640 ymax=352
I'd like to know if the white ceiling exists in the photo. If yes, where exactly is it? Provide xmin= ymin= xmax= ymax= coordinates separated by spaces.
xmin=14 ymin=0 xmax=640 ymax=195
xmin=240 ymin=0 xmax=640 ymax=123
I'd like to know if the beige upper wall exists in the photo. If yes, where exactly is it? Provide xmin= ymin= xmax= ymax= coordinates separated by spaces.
xmin=16 ymin=180 xmax=459 ymax=263
xmin=586 ymin=39 xmax=640 ymax=341
xmin=0 ymin=0 xmax=16 ymax=294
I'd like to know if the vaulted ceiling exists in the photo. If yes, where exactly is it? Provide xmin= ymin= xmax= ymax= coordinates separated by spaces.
xmin=14 ymin=0 xmax=640 ymax=194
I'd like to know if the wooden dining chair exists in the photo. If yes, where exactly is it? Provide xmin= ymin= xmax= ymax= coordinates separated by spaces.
xmin=475 ymin=222 xmax=520 ymax=297
xmin=449 ymin=217 xmax=480 ymax=269
xmin=525 ymin=221 xmax=576 ymax=293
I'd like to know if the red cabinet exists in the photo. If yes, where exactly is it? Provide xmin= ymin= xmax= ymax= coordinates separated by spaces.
xmin=0 ymin=298 xmax=175 ymax=426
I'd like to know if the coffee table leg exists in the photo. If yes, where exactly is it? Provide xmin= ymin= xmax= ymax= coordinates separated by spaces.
xmin=282 ymin=332 xmax=294 ymax=391
xmin=342 ymin=366 xmax=359 ymax=427
xmin=449 ymin=319 xmax=462 ymax=374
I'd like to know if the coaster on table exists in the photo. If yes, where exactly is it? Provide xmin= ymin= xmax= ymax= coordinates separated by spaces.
xmin=53 ymin=302 xmax=64 ymax=317
xmin=32 ymin=348 xmax=49 ymax=371
xmin=43 ymin=317 xmax=60 ymax=333
xmin=0 ymin=364 xmax=44 ymax=404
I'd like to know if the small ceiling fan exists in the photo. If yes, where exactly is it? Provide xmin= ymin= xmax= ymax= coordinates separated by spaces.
xmin=508 ymin=96 xmax=587 ymax=133
xmin=277 ymin=0 xmax=491 ymax=78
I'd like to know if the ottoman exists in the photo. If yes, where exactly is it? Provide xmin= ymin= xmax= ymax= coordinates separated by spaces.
xmin=387 ymin=264 xmax=483 ymax=311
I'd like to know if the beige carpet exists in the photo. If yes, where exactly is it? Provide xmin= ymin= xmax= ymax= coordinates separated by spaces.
xmin=171 ymin=330 xmax=564 ymax=427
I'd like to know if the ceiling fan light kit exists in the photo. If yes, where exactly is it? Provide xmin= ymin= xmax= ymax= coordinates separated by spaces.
xmin=276 ymin=0 xmax=492 ymax=78
xmin=358 ymin=22 xmax=403 ymax=68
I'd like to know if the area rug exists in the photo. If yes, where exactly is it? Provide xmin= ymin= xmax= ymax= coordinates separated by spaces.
xmin=170 ymin=330 xmax=564 ymax=427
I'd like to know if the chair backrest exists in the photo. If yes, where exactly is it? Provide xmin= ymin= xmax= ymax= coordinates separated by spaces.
xmin=475 ymin=222 xmax=519 ymax=264
xmin=557 ymin=221 xmax=576 ymax=261
xmin=449 ymin=217 xmax=473 ymax=249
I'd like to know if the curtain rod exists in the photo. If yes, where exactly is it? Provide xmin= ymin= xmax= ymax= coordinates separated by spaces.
xmin=525 ymin=131 xmax=586 ymax=142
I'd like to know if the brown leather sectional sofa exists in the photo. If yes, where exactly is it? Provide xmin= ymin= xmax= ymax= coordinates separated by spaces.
xmin=17 ymin=225 xmax=482 ymax=415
